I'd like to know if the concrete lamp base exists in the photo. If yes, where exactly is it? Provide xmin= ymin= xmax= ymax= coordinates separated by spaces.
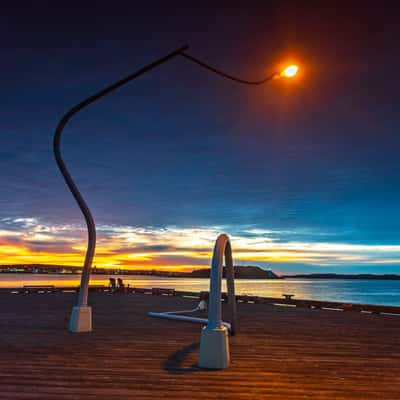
xmin=198 ymin=326 xmax=230 ymax=369
xmin=69 ymin=306 xmax=92 ymax=333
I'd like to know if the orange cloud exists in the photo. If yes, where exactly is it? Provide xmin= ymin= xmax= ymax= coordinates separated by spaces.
xmin=1 ymin=218 xmax=400 ymax=271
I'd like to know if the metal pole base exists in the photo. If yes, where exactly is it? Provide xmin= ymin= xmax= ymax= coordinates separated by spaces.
xmin=198 ymin=326 xmax=230 ymax=369
xmin=69 ymin=306 xmax=92 ymax=333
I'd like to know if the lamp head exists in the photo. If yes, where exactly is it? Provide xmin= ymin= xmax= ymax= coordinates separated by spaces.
xmin=280 ymin=65 xmax=299 ymax=78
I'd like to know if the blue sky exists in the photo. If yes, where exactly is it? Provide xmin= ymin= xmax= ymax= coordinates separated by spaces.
xmin=1 ymin=1 xmax=400 ymax=273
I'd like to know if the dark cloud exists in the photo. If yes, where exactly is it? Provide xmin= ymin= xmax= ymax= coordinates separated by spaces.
xmin=24 ymin=240 xmax=78 ymax=253
xmin=120 ymin=254 xmax=209 ymax=267
xmin=0 ymin=236 xmax=23 ymax=246
xmin=112 ymin=244 xmax=174 ymax=253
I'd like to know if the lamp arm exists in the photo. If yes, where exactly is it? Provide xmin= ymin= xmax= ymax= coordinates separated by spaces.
xmin=180 ymin=52 xmax=278 ymax=84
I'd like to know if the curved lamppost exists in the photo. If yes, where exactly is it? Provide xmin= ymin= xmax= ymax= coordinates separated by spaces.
xmin=53 ymin=44 xmax=298 ymax=332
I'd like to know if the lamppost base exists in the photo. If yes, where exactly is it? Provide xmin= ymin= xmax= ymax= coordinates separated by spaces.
xmin=198 ymin=325 xmax=230 ymax=369
xmin=69 ymin=306 xmax=92 ymax=333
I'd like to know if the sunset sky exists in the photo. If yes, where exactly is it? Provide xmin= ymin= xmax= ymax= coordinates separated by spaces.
xmin=1 ymin=2 xmax=400 ymax=273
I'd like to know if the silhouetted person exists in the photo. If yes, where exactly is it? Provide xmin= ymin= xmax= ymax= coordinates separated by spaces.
xmin=117 ymin=278 xmax=125 ymax=290
xmin=109 ymin=277 xmax=116 ymax=290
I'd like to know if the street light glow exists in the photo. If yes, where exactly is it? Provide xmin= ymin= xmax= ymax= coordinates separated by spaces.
xmin=281 ymin=65 xmax=298 ymax=78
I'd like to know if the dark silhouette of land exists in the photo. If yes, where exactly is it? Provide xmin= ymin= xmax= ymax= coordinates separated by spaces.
xmin=188 ymin=266 xmax=280 ymax=279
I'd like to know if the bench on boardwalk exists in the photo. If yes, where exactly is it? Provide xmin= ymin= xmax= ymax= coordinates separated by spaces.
xmin=151 ymin=287 xmax=175 ymax=296
xmin=282 ymin=293 xmax=295 ymax=300
xmin=22 ymin=285 xmax=57 ymax=294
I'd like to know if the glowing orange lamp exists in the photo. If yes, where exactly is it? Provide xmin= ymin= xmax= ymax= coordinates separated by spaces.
xmin=281 ymin=65 xmax=299 ymax=78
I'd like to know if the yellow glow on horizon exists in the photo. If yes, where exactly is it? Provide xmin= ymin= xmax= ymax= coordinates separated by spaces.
xmin=1 ymin=245 xmax=23 ymax=255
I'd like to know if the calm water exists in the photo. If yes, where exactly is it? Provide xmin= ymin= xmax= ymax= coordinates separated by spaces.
xmin=1 ymin=273 xmax=400 ymax=306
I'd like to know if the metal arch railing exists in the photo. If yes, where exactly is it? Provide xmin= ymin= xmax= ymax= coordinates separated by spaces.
xmin=148 ymin=233 xmax=237 ymax=369
xmin=206 ymin=233 xmax=237 ymax=335
xmin=148 ymin=233 xmax=237 ymax=334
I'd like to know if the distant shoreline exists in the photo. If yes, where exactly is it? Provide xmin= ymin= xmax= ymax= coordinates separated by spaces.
xmin=0 ymin=265 xmax=280 ymax=279
xmin=281 ymin=274 xmax=400 ymax=280
xmin=2 ymin=270 xmax=400 ymax=280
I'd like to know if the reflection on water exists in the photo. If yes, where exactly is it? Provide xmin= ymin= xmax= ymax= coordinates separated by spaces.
xmin=1 ymin=273 xmax=400 ymax=306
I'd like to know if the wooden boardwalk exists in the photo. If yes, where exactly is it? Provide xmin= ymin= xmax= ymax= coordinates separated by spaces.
xmin=1 ymin=292 xmax=400 ymax=399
